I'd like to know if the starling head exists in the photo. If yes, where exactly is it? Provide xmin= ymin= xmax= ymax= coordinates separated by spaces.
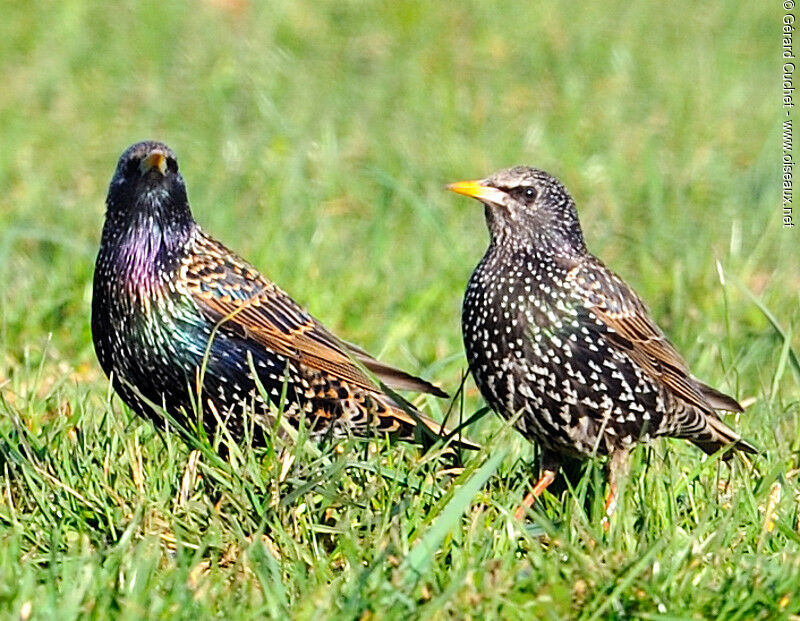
xmin=448 ymin=166 xmax=587 ymax=258
xmin=106 ymin=141 xmax=192 ymax=230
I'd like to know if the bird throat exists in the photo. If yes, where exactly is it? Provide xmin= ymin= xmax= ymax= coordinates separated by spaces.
xmin=108 ymin=208 xmax=193 ymax=297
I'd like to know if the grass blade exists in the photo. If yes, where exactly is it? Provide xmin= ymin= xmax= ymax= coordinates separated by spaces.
xmin=401 ymin=447 xmax=507 ymax=580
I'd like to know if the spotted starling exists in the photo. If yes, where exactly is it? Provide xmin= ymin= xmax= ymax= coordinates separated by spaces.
xmin=448 ymin=167 xmax=754 ymax=518
xmin=92 ymin=141 xmax=478 ymax=451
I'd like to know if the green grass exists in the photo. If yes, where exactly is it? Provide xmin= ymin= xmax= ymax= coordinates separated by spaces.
xmin=0 ymin=1 xmax=796 ymax=618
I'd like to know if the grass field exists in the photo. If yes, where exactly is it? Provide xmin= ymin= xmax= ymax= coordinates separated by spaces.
xmin=0 ymin=1 xmax=795 ymax=618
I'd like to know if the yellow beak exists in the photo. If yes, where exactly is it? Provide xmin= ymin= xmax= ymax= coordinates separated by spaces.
xmin=140 ymin=151 xmax=167 ymax=176
xmin=446 ymin=179 xmax=507 ymax=204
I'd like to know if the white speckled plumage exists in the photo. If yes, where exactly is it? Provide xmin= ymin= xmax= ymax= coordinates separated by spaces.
xmin=449 ymin=166 xmax=754 ymax=516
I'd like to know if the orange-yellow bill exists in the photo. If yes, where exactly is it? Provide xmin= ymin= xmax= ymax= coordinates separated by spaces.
xmin=140 ymin=151 xmax=167 ymax=176
xmin=447 ymin=180 xmax=507 ymax=204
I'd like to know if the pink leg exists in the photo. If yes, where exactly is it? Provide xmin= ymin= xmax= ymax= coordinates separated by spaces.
xmin=514 ymin=469 xmax=557 ymax=519
xmin=602 ymin=448 xmax=630 ymax=530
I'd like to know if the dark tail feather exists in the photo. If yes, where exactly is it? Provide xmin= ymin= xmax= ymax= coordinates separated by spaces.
xmin=384 ymin=404 xmax=482 ymax=451
xmin=344 ymin=341 xmax=449 ymax=398
xmin=368 ymin=375 xmax=480 ymax=452
xmin=691 ymin=415 xmax=757 ymax=456
xmin=696 ymin=381 xmax=744 ymax=413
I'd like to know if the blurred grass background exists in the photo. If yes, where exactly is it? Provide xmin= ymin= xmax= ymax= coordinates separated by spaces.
xmin=0 ymin=1 xmax=796 ymax=618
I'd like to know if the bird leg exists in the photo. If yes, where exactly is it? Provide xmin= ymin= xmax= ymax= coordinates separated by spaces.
xmin=514 ymin=449 xmax=561 ymax=519
xmin=514 ymin=470 xmax=556 ymax=519
xmin=602 ymin=447 xmax=630 ymax=529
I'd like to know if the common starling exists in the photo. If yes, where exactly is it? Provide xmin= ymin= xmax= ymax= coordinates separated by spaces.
xmin=92 ymin=141 xmax=478 ymax=451
xmin=448 ymin=167 xmax=754 ymax=519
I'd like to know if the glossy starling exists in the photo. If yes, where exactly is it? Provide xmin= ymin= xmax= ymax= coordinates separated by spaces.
xmin=92 ymin=141 xmax=478 ymax=451
xmin=448 ymin=167 xmax=754 ymax=519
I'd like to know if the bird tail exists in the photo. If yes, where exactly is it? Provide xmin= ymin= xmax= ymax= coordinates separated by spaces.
xmin=690 ymin=415 xmax=757 ymax=456
xmin=366 ymin=375 xmax=480 ymax=452
xmin=344 ymin=340 xmax=450 ymax=398
xmin=386 ymin=404 xmax=481 ymax=451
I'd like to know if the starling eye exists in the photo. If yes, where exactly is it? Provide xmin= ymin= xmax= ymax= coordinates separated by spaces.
xmin=512 ymin=187 xmax=537 ymax=202
xmin=166 ymin=157 xmax=178 ymax=173
xmin=124 ymin=159 xmax=139 ymax=177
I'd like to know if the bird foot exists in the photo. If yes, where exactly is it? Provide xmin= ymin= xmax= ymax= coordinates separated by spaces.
xmin=514 ymin=469 xmax=556 ymax=519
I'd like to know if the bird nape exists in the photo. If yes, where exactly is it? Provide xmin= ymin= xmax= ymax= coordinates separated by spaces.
xmin=448 ymin=166 xmax=754 ymax=521
xmin=91 ymin=140 xmax=479 ymax=454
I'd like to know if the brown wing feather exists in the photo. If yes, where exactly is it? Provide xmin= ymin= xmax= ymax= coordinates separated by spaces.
xmin=342 ymin=340 xmax=449 ymax=398
xmin=695 ymin=381 xmax=744 ymax=412
xmin=175 ymin=232 xmax=479 ymax=450
xmin=569 ymin=258 xmax=738 ymax=414
xmin=195 ymin=286 xmax=479 ymax=449
xmin=184 ymin=231 xmax=446 ymax=398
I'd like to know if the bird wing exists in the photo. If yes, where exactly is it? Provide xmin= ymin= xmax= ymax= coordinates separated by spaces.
xmin=568 ymin=258 xmax=741 ymax=414
xmin=182 ymin=231 xmax=446 ymax=397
